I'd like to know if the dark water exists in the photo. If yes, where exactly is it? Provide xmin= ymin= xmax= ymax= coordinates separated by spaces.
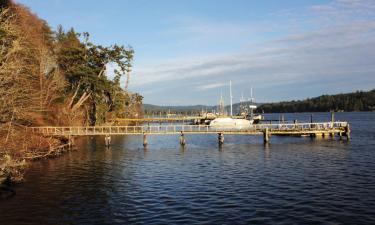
xmin=1 ymin=112 xmax=375 ymax=225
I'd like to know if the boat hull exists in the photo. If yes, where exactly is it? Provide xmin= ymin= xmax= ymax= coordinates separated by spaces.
xmin=209 ymin=118 xmax=253 ymax=129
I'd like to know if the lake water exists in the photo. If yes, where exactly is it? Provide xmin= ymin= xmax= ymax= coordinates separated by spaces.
xmin=1 ymin=112 xmax=375 ymax=224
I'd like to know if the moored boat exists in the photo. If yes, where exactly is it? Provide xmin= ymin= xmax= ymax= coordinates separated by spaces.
xmin=209 ymin=81 xmax=257 ymax=128
xmin=209 ymin=117 xmax=253 ymax=128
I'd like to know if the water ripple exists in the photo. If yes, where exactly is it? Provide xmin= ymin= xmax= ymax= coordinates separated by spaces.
xmin=1 ymin=112 xmax=375 ymax=224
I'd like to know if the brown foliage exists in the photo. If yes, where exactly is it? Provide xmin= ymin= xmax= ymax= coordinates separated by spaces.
xmin=0 ymin=0 xmax=13 ymax=9
xmin=0 ymin=2 xmax=67 ymax=183
xmin=0 ymin=124 xmax=57 ymax=158
xmin=0 ymin=3 xmax=65 ymax=125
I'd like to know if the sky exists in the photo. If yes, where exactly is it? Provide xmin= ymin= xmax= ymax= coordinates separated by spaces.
xmin=16 ymin=0 xmax=375 ymax=105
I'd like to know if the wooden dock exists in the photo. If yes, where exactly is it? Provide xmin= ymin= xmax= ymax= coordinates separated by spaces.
xmin=28 ymin=121 xmax=350 ymax=145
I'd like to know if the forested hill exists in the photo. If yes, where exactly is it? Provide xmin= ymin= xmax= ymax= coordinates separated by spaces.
xmin=258 ymin=90 xmax=375 ymax=113
xmin=1 ymin=0 xmax=142 ymax=182
xmin=144 ymin=90 xmax=375 ymax=114
xmin=0 ymin=0 xmax=142 ymax=127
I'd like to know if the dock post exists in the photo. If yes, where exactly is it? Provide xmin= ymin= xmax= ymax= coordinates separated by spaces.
xmin=218 ymin=132 xmax=224 ymax=146
xmin=329 ymin=112 xmax=334 ymax=137
xmin=263 ymin=128 xmax=269 ymax=144
xmin=339 ymin=132 xmax=342 ymax=140
xmin=105 ymin=134 xmax=111 ymax=147
xmin=179 ymin=131 xmax=186 ymax=146
xmin=70 ymin=136 xmax=75 ymax=146
xmin=345 ymin=124 xmax=351 ymax=140
xmin=281 ymin=114 xmax=285 ymax=123
xmin=143 ymin=133 xmax=148 ymax=147
xmin=332 ymin=113 xmax=335 ymax=138
xmin=68 ymin=135 xmax=72 ymax=149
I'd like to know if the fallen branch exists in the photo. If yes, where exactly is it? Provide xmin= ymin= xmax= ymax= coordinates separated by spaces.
xmin=23 ymin=143 xmax=71 ymax=160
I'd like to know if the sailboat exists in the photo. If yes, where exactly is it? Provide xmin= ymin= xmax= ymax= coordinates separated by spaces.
xmin=244 ymin=87 xmax=262 ymax=123
xmin=209 ymin=81 xmax=254 ymax=128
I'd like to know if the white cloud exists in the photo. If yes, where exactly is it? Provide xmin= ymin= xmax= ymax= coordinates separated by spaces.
xmin=128 ymin=0 xmax=375 ymax=104
xmin=196 ymin=82 xmax=228 ymax=91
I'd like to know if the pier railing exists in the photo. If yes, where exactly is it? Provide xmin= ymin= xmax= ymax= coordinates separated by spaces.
xmin=28 ymin=122 xmax=348 ymax=136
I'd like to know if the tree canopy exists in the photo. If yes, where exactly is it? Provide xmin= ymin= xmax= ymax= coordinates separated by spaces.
xmin=258 ymin=90 xmax=375 ymax=113
xmin=0 ymin=2 xmax=142 ymax=126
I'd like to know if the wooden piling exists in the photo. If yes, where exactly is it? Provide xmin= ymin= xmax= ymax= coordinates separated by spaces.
xmin=263 ymin=128 xmax=269 ymax=144
xmin=310 ymin=114 xmax=314 ymax=129
xmin=105 ymin=135 xmax=111 ymax=147
xmin=293 ymin=119 xmax=298 ymax=129
xmin=179 ymin=131 xmax=186 ymax=146
xmin=68 ymin=135 xmax=72 ymax=149
xmin=218 ymin=132 xmax=224 ymax=145
xmin=345 ymin=124 xmax=351 ymax=140
xmin=143 ymin=133 xmax=148 ymax=147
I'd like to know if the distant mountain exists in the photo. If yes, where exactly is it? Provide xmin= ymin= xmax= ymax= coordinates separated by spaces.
xmin=258 ymin=89 xmax=375 ymax=113
xmin=143 ymin=90 xmax=375 ymax=114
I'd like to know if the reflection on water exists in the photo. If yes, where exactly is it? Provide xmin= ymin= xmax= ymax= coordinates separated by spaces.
xmin=1 ymin=112 xmax=375 ymax=224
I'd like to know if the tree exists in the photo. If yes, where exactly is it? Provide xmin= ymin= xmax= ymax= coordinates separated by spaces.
xmin=55 ymin=27 xmax=135 ymax=125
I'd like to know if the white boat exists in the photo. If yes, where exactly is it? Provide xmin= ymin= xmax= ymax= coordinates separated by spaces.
xmin=210 ymin=117 xmax=253 ymax=128
xmin=209 ymin=81 xmax=254 ymax=128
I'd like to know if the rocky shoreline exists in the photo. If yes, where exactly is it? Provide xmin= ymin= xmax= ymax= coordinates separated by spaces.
xmin=0 ymin=141 xmax=74 ymax=200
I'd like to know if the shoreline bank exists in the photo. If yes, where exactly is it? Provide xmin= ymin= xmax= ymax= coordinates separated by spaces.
xmin=0 ymin=137 xmax=76 ymax=199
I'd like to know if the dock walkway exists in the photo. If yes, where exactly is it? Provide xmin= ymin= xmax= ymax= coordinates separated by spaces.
xmin=29 ymin=121 xmax=350 ymax=144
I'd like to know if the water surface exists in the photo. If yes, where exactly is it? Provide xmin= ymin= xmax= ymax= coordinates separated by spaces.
xmin=1 ymin=112 xmax=375 ymax=224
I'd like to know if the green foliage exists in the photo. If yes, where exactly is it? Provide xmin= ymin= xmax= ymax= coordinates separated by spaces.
xmin=259 ymin=90 xmax=375 ymax=113
xmin=55 ymin=26 xmax=139 ymax=125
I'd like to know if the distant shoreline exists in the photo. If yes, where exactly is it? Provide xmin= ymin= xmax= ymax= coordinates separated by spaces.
xmin=143 ymin=90 xmax=375 ymax=114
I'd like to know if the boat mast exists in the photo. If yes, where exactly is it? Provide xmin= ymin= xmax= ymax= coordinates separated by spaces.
xmin=249 ymin=86 xmax=255 ymax=119
xmin=250 ymin=87 xmax=253 ymax=102
xmin=230 ymin=80 xmax=233 ymax=116
xmin=240 ymin=91 xmax=244 ymax=115
xmin=219 ymin=91 xmax=225 ymax=116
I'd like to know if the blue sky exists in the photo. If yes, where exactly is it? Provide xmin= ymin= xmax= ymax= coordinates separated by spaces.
xmin=17 ymin=0 xmax=375 ymax=105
